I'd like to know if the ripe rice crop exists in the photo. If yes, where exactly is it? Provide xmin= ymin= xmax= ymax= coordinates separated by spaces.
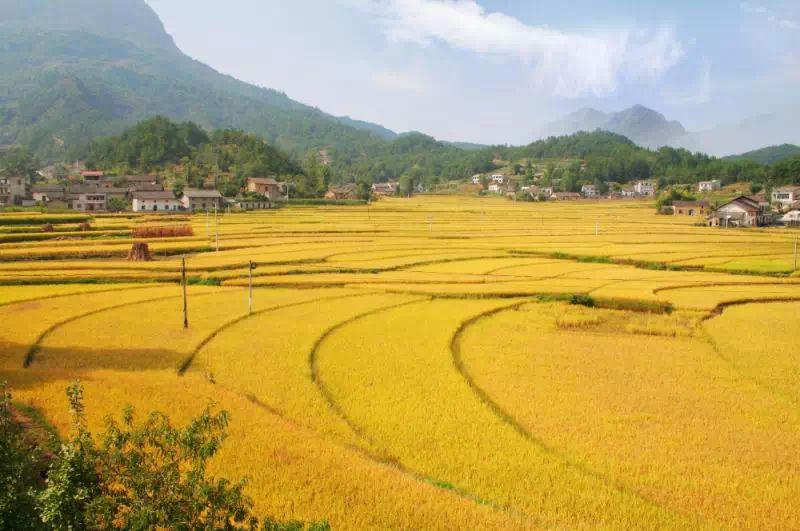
xmin=2 ymin=196 xmax=800 ymax=528
xmin=132 ymin=224 xmax=194 ymax=238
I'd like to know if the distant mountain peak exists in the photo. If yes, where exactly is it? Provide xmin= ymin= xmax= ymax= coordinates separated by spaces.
xmin=543 ymin=104 xmax=686 ymax=149
xmin=0 ymin=0 xmax=178 ymax=51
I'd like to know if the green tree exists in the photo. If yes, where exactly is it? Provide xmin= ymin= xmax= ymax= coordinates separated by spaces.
xmin=106 ymin=197 xmax=128 ymax=212
xmin=38 ymin=382 xmax=102 ymax=530
xmin=0 ymin=383 xmax=42 ymax=530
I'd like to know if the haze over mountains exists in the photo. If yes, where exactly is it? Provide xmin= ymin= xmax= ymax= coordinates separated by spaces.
xmin=542 ymin=105 xmax=800 ymax=157
xmin=0 ymin=0 xmax=797 ymax=163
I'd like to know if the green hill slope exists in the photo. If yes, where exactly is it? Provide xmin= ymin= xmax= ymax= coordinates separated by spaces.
xmin=724 ymin=144 xmax=800 ymax=165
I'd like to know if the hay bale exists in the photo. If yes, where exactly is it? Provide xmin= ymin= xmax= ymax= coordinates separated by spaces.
xmin=127 ymin=242 xmax=152 ymax=261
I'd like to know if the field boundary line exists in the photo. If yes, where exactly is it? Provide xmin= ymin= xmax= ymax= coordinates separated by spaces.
xmin=305 ymin=295 xmax=541 ymax=525
xmin=449 ymin=300 xmax=698 ymax=524
xmin=177 ymin=291 xmax=373 ymax=376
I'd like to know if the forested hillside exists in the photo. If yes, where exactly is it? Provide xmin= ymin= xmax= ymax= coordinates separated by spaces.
xmin=724 ymin=144 xmax=800 ymax=165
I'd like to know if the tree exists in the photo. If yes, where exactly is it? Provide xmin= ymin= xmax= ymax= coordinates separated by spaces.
xmin=106 ymin=197 xmax=128 ymax=212
xmin=172 ymin=179 xmax=186 ymax=200
xmin=0 ymin=383 xmax=42 ymax=530
xmin=0 ymin=147 xmax=39 ymax=183
xmin=2 ymin=382 xmax=329 ymax=530
xmin=38 ymin=382 xmax=102 ymax=530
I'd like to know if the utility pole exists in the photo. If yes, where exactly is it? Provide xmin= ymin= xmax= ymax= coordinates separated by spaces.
xmin=794 ymin=236 xmax=798 ymax=271
xmin=248 ymin=260 xmax=257 ymax=314
xmin=181 ymin=256 xmax=188 ymax=329
xmin=214 ymin=202 xmax=219 ymax=253
xmin=205 ymin=208 xmax=209 ymax=236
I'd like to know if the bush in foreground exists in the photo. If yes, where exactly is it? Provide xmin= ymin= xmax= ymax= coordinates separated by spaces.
xmin=1 ymin=381 xmax=328 ymax=530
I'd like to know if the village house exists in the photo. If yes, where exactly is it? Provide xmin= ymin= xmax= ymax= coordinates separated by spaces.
xmin=132 ymin=191 xmax=182 ymax=212
xmin=490 ymin=174 xmax=505 ymax=184
xmin=0 ymin=175 xmax=28 ymax=206
xmin=551 ymin=192 xmax=581 ymax=201
xmin=710 ymin=196 xmax=770 ymax=227
xmin=633 ymin=181 xmax=655 ymax=196
xmin=471 ymin=174 xmax=482 ymax=185
xmin=80 ymin=170 xmax=106 ymax=185
xmin=581 ymin=184 xmax=598 ymax=198
xmin=780 ymin=209 xmax=800 ymax=226
xmin=234 ymin=199 xmax=272 ymax=211
xmin=247 ymin=177 xmax=284 ymax=201
xmin=621 ymin=187 xmax=636 ymax=198
xmin=671 ymin=200 xmax=709 ymax=217
xmin=698 ymin=180 xmax=721 ymax=193
xmin=487 ymin=182 xmax=502 ymax=194
xmin=371 ymin=182 xmax=398 ymax=196
xmin=123 ymin=175 xmax=158 ymax=186
xmin=31 ymin=185 xmax=66 ymax=203
xmin=70 ymin=189 xmax=108 ymax=211
xmin=181 ymin=189 xmax=224 ymax=211
xmin=772 ymin=186 xmax=800 ymax=208
xmin=325 ymin=183 xmax=357 ymax=200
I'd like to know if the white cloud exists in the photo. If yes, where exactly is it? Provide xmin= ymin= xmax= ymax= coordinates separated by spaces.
xmin=354 ymin=0 xmax=684 ymax=98
xmin=740 ymin=2 xmax=768 ymax=14
xmin=664 ymin=59 xmax=712 ymax=105
xmin=741 ymin=2 xmax=798 ymax=30
xmin=371 ymin=70 xmax=428 ymax=94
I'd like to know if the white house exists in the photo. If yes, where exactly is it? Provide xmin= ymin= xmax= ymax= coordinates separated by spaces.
xmin=780 ymin=209 xmax=800 ymax=225
xmin=621 ymin=188 xmax=636 ymax=198
xmin=581 ymin=184 xmax=598 ymax=198
xmin=711 ymin=196 xmax=767 ymax=227
xmin=488 ymin=182 xmax=502 ymax=193
xmin=490 ymin=174 xmax=505 ymax=184
xmin=634 ymin=181 xmax=655 ymax=196
xmin=772 ymin=186 xmax=800 ymax=207
xmin=698 ymin=180 xmax=721 ymax=193
xmin=471 ymin=174 xmax=482 ymax=185
xmin=133 ymin=191 xmax=182 ymax=212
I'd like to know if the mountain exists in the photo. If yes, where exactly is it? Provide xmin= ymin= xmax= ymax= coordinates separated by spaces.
xmin=723 ymin=144 xmax=800 ymax=165
xmin=543 ymin=105 xmax=687 ymax=149
xmin=0 ymin=0 xmax=402 ymax=162
xmin=677 ymin=108 xmax=800 ymax=157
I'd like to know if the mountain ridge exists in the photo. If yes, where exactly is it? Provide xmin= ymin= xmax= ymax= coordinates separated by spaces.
xmin=543 ymin=105 xmax=687 ymax=150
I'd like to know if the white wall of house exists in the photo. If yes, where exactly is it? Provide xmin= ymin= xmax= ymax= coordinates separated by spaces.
xmin=132 ymin=198 xmax=182 ymax=212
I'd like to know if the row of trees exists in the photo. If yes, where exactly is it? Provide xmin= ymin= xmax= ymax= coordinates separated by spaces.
xmin=1 ymin=381 xmax=327 ymax=530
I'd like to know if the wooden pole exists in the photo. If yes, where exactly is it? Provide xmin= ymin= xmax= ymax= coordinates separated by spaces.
xmin=214 ymin=202 xmax=219 ymax=253
xmin=248 ymin=260 xmax=253 ymax=315
xmin=181 ymin=256 xmax=188 ymax=329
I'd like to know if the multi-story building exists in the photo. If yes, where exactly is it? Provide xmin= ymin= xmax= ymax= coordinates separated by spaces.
xmin=181 ymin=189 xmax=224 ymax=211
xmin=633 ymin=181 xmax=655 ymax=196
xmin=772 ymin=186 xmax=800 ymax=207
xmin=0 ymin=175 xmax=27 ymax=206
xmin=698 ymin=180 xmax=721 ymax=193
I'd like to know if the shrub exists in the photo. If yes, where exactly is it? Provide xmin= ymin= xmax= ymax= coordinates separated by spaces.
xmin=41 ymin=224 xmax=54 ymax=233
xmin=569 ymin=294 xmax=595 ymax=308
xmin=1 ymin=382 xmax=329 ymax=530
xmin=132 ymin=225 xmax=194 ymax=238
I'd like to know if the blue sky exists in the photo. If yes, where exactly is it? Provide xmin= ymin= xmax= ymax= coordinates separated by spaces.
xmin=146 ymin=0 xmax=799 ymax=144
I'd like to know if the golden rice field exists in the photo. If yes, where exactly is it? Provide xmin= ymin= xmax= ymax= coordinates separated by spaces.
xmin=2 ymin=196 xmax=800 ymax=529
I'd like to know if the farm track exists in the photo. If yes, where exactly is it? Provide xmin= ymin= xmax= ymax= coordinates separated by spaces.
xmin=449 ymin=300 xmax=697 ymax=524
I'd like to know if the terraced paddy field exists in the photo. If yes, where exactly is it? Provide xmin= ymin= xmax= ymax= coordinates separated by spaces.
xmin=2 ymin=196 xmax=800 ymax=529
